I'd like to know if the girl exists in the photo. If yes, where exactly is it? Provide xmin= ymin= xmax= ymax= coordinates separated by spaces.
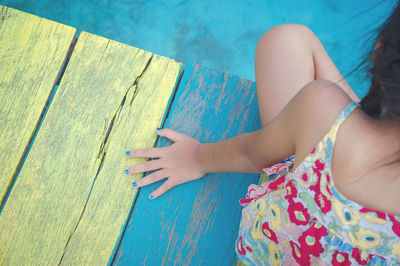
xmin=125 ymin=2 xmax=400 ymax=264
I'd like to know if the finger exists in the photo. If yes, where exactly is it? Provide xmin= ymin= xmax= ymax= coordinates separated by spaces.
xmin=132 ymin=170 xmax=167 ymax=188
xmin=156 ymin=128 xmax=185 ymax=142
xmin=125 ymin=147 xmax=163 ymax=158
xmin=148 ymin=179 xmax=175 ymax=199
xmin=124 ymin=159 xmax=162 ymax=175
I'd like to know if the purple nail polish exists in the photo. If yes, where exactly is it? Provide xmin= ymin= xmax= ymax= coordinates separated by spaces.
xmin=126 ymin=151 xmax=131 ymax=156
xmin=132 ymin=182 xmax=137 ymax=187
xmin=124 ymin=169 xmax=129 ymax=175
xmin=149 ymin=194 xmax=154 ymax=199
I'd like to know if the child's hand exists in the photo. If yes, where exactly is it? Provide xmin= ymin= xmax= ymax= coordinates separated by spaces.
xmin=124 ymin=128 xmax=206 ymax=199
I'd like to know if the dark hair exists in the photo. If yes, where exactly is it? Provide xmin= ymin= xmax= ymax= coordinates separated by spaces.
xmin=360 ymin=1 xmax=400 ymax=120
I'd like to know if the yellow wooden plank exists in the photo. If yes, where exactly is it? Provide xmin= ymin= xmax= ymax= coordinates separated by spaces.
xmin=0 ymin=31 xmax=182 ymax=265
xmin=0 ymin=5 xmax=76 ymax=205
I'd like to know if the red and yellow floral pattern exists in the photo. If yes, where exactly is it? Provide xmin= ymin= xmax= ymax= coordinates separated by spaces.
xmin=235 ymin=102 xmax=400 ymax=265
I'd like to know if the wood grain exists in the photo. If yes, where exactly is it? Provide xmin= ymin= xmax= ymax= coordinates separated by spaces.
xmin=113 ymin=63 xmax=262 ymax=265
xmin=0 ymin=31 xmax=182 ymax=265
xmin=0 ymin=5 xmax=76 ymax=207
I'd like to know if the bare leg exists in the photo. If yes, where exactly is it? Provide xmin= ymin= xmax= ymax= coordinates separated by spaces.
xmin=255 ymin=24 xmax=360 ymax=127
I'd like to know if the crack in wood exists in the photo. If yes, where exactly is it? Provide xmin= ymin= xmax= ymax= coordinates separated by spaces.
xmin=97 ymin=111 xmax=117 ymax=159
xmin=58 ymin=54 xmax=154 ymax=264
xmin=129 ymin=55 xmax=153 ymax=106
xmin=96 ymin=40 xmax=110 ymax=68
xmin=0 ymin=6 xmax=10 ymax=31
xmin=97 ymin=54 xmax=153 ymax=159
xmin=58 ymin=152 xmax=106 ymax=265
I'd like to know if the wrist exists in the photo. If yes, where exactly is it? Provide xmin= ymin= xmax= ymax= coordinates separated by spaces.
xmin=196 ymin=142 xmax=210 ymax=173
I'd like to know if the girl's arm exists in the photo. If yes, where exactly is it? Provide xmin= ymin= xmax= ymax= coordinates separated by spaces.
xmin=125 ymin=106 xmax=297 ymax=199
xmin=197 ymin=114 xmax=296 ymax=174
xmin=125 ymin=80 xmax=351 ymax=199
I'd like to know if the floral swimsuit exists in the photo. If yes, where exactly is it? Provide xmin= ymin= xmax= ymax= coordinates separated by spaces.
xmin=235 ymin=102 xmax=400 ymax=265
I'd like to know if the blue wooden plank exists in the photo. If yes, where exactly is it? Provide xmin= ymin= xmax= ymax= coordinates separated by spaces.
xmin=112 ymin=63 xmax=261 ymax=265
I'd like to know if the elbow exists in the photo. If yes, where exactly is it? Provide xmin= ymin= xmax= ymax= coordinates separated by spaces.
xmin=240 ymin=133 xmax=264 ymax=173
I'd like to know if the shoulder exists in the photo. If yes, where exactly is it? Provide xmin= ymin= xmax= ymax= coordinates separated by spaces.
xmin=248 ymin=79 xmax=355 ymax=169
xmin=291 ymin=79 xmax=354 ymax=117
xmin=285 ymin=79 xmax=354 ymax=155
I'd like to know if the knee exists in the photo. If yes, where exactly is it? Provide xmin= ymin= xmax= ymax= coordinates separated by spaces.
xmin=256 ymin=24 xmax=315 ymax=53
xmin=259 ymin=24 xmax=314 ymax=43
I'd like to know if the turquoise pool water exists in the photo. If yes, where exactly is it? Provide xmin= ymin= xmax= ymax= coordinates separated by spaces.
xmin=2 ymin=0 xmax=396 ymax=98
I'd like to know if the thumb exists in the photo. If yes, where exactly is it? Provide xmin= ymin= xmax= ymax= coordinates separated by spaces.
xmin=156 ymin=128 xmax=185 ymax=142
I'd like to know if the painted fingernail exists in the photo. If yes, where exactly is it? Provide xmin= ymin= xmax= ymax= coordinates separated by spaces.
xmin=149 ymin=194 xmax=154 ymax=199
xmin=156 ymin=128 xmax=161 ymax=131
xmin=132 ymin=182 xmax=137 ymax=187
xmin=126 ymin=151 xmax=131 ymax=156
xmin=124 ymin=169 xmax=129 ymax=175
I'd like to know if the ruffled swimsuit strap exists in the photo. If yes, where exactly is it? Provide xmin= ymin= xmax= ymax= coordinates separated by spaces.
xmin=239 ymin=155 xmax=295 ymax=206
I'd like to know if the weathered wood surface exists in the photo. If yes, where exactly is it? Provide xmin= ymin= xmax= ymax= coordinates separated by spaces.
xmin=113 ymin=63 xmax=262 ymax=265
xmin=0 ymin=30 xmax=182 ymax=265
xmin=0 ymin=5 xmax=76 ymax=208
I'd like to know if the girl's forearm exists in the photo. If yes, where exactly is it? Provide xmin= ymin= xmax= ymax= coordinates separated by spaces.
xmin=197 ymin=132 xmax=262 ymax=174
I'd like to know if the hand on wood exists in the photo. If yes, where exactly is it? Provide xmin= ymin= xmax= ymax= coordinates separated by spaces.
xmin=125 ymin=128 xmax=206 ymax=199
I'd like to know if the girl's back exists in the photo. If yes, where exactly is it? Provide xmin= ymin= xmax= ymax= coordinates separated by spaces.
xmin=331 ymin=105 xmax=400 ymax=216
xmin=292 ymin=90 xmax=400 ymax=217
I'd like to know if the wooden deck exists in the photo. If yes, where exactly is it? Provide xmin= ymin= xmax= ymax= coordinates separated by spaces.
xmin=0 ymin=5 xmax=262 ymax=265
